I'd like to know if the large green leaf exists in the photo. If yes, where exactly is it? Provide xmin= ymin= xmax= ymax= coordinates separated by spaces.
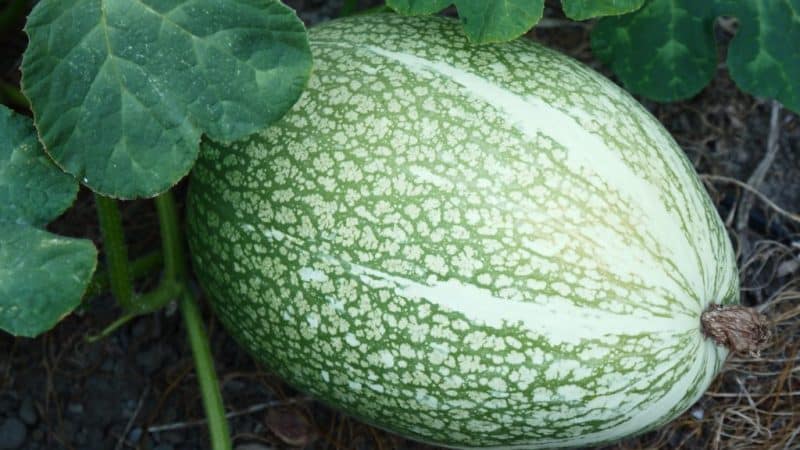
xmin=591 ymin=0 xmax=799 ymax=112
xmin=591 ymin=0 xmax=718 ymax=102
xmin=0 ymin=106 xmax=77 ymax=227
xmin=561 ymin=0 xmax=645 ymax=20
xmin=386 ymin=0 xmax=544 ymax=43
xmin=21 ymin=0 xmax=312 ymax=199
xmin=454 ymin=0 xmax=544 ymax=43
xmin=0 ymin=223 xmax=97 ymax=337
xmin=718 ymin=0 xmax=800 ymax=113
xmin=386 ymin=0 xmax=451 ymax=15
xmin=0 ymin=105 xmax=97 ymax=337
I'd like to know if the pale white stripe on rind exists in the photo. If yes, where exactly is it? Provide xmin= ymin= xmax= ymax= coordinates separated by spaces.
xmin=327 ymin=257 xmax=721 ymax=448
xmin=364 ymin=45 xmax=708 ymax=313
xmin=256 ymin=169 xmax=723 ymax=448
xmin=343 ymin=259 xmax=696 ymax=345
xmin=249 ymin=40 xmax=733 ymax=446
xmin=459 ymin=338 xmax=724 ymax=449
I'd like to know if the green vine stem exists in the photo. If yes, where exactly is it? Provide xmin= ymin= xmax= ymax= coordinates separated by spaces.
xmin=131 ymin=279 xmax=182 ymax=314
xmin=155 ymin=191 xmax=232 ymax=450
xmin=85 ymin=250 xmax=163 ymax=299
xmin=86 ymin=311 xmax=136 ymax=343
xmin=154 ymin=192 xmax=185 ymax=280
xmin=86 ymin=280 xmax=182 ymax=342
xmin=94 ymin=194 xmax=134 ymax=309
xmin=180 ymin=289 xmax=231 ymax=450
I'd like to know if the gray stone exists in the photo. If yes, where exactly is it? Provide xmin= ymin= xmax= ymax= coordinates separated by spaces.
xmin=0 ymin=417 xmax=27 ymax=449
xmin=100 ymin=360 xmax=114 ymax=372
xmin=128 ymin=427 xmax=143 ymax=443
xmin=18 ymin=398 xmax=36 ymax=425
xmin=136 ymin=346 xmax=165 ymax=375
xmin=75 ymin=427 xmax=88 ymax=446
xmin=84 ymin=376 xmax=116 ymax=427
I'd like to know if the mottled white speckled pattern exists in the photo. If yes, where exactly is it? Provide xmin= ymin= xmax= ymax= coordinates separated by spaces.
xmin=187 ymin=14 xmax=737 ymax=449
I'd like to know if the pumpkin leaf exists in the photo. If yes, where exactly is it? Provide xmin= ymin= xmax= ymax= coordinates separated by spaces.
xmin=591 ymin=0 xmax=718 ymax=102
xmin=386 ymin=0 xmax=451 ymax=15
xmin=591 ymin=0 xmax=799 ymax=112
xmin=21 ymin=0 xmax=312 ymax=199
xmin=0 ymin=106 xmax=97 ymax=337
xmin=0 ymin=105 xmax=78 ymax=227
xmin=454 ymin=0 xmax=544 ymax=43
xmin=561 ymin=0 xmax=646 ymax=20
xmin=717 ymin=0 xmax=800 ymax=113
xmin=386 ymin=0 xmax=544 ymax=43
xmin=0 ymin=224 xmax=97 ymax=337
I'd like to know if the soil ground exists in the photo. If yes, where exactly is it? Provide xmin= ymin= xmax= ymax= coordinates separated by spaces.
xmin=1 ymin=1 xmax=799 ymax=449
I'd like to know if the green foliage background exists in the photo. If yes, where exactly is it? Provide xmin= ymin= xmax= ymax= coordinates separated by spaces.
xmin=387 ymin=0 xmax=800 ymax=113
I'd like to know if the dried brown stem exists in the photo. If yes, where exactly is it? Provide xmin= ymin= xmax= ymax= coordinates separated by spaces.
xmin=702 ymin=304 xmax=771 ymax=357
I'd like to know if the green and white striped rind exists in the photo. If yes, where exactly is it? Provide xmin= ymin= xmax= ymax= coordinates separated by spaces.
xmin=187 ymin=14 xmax=738 ymax=449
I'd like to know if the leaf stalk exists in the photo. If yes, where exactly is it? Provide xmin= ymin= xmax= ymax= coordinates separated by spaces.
xmin=154 ymin=190 xmax=232 ymax=450
xmin=85 ymin=250 xmax=163 ymax=299
xmin=94 ymin=194 xmax=134 ymax=309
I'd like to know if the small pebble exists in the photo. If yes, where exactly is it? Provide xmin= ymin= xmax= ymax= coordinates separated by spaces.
xmin=113 ymin=360 xmax=126 ymax=375
xmin=128 ymin=427 xmax=143 ymax=443
xmin=67 ymin=402 xmax=84 ymax=415
xmin=153 ymin=445 xmax=174 ymax=450
xmin=18 ymin=398 xmax=37 ymax=425
xmin=225 ymin=380 xmax=246 ymax=393
xmin=100 ymin=360 xmax=114 ymax=372
xmin=75 ymin=427 xmax=88 ymax=446
xmin=0 ymin=417 xmax=27 ymax=450
xmin=136 ymin=346 xmax=166 ymax=375
xmin=123 ymin=399 xmax=138 ymax=414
